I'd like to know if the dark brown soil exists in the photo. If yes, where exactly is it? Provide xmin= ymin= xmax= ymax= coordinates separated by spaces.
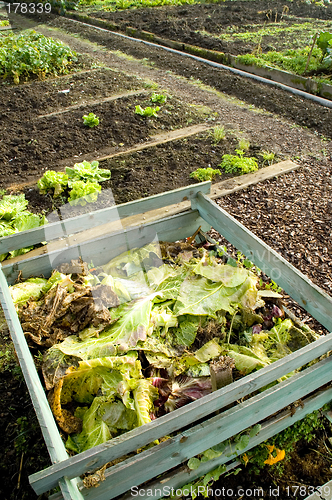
xmin=89 ymin=0 xmax=332 ymax=55
xmin=1 ymin=73 xmax=212 ymax=190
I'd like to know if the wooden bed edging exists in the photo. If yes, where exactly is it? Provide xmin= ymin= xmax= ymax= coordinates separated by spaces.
xmin=29 ymin=334 xmax=332 ymax=495
xmin=0 ymin=182 xmax=210 ymax=256
xmin=116 ymin=386 xmax=332 ymax=500
xmin=194 ymin=193 xmax=332 ymax=332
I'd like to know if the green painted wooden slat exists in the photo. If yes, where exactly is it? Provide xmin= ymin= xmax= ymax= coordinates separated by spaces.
xmin=0 ymin=269 xmax=85 ymax=500
xmin=0 ymin=182 xmax=211 ymax=254
xmin=305 ymin=481 xmax=332 ymax=500
xmin=193 ymin=193 xmax=332 ymax=331
xmin=48 ymin=385 xmax=332 ymax=500
xmin=119 ymin=386 xmax=332 ymax=500
xmin=77 ymin=357 xmax=332 ymax=500
xmin=2 ymin=210 xmax=209 ymax=285
xmin=29 ymin=333 xmax=332 ymax=495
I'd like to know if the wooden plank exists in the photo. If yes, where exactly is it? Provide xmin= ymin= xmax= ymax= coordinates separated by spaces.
xmin=194 ymin=193 xmax=332 ymax=331
xmin=305 ymin=481 xmax=332 ymax=500
xmin=79 ymin=357 xmax=332 ymax=500
xmin=210 ymin=160 xmax=299 ymax=199
xmin=49 ymin=385 xmax=332 ymax=500
xmin=55 ymin=123 xmax=212 ymax=169
xmin=2 ymin=209 xmax=209 ymax=284
xmin=3 ymin=160 xmax=298 ymax=266
xmin=0 ymin=270 xmax=84 ymax=500
xmin=119 ymin=386 xmax=332 ymax=500
xmin=0 ymin=182 xmax=210 ymax=255
xmin=36 ymin=90 xmax=149 ymax=119
xmin=29 ymin=333 xmax=332 ymax=495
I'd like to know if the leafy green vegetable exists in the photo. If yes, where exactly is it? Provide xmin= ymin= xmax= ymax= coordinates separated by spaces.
xmin=219 ymin=150 xmax=258 ymax=175
xmin=0 ymin=194 xmax=28 ymax=221
xmin=82 ymin=112 xmax=100 ymax=128
xmin=0 ymin=194 xmax=47 ymax=261
xmin=135 ymin=105 xmax=160 ymax=117
xmin=13 ymin=212 xmax=47 ymax=232
xmin=150 ymin=93 xmax=167 ymax=103
xmin=37 ymin=171 xmax=69 ymax=197
xmin=66 ymin=160 xmax=111 ymax=185
xmin=317 ymin=31 xmax=332 ymax=59
xmin=0 ymin=30 xmax=77 ymax=84
xmin=68 ymin=180 xmax=101 ymax=206
xmin=133 ymin=379 xmax=158 ymax=426
xmin=190 ymin=168 xmax=221 ymax=182
xmin=10 ymin=278 xmax=48 ymax=305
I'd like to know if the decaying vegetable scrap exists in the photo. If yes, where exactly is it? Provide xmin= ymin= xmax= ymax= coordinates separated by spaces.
xmin=9 ymin=239 xmax=319 ymax=454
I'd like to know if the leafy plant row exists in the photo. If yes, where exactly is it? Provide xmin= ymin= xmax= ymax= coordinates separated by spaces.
xmin=0 ymin=30 xmax=77 ymax=84
xmin=237 ymin=31 xmax=332 ymax=82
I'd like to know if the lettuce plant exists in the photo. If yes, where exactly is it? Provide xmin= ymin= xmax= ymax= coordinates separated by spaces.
xmin=37 ymin=171 xmax=69 ymax=197
xmin=82 ymin=112 xmax=99 ymax=128
xmin=150 ymin=93 xmax=167 ymax=104
xmin=219 ymin=149 xmax=258 ymax=175
xmin=190 ymin=167 xmax=221 ymax=182
xmin=68 ymin=180 xmax=101 ymax=206
xmin=66 ymin=160 xmax=111 ymax=185
xmin=135 ymin=105 xmax=160 ymax=117
xmin=0 ymin=193 xmax=47 ymax=261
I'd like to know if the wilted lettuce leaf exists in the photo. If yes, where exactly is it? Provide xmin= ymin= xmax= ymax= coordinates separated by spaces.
xmin=10 ymin=278 xmax=48 ymax=305
xmin=42 ymin=348 xmax=80 ymax=390
xmin=66 ymin=396 xmax=112 ymax=453
xmin=224 ymin=350 xmax=265 ymax=374
xmin=146 ymin=264 xmax=177 ymax=288
xmin=154 ymin=272 xmax=187 ymax=303
xmin=194 ymin=339 xmax=222 ymax=363
xmin=64 ymin=364 xmax=155 ymax=452
xmin=101 ymin=400 xmax=137 ymax=432
xmin=104 ymin=294 xmax=156 ymax=350
xmin=133 ymin=379 xmax=158 ymax=426
xmin=150 ymin=304 xmax=178 ymax=333
xmin=193 ymin=261 xmax=250 ymax=287
xmin=173 ymin=276 xmax=236 ymax=317
xmin=102 ymin=243 xmax=162 ymax=278
xmin=173 ymin=315 xmax=201 ymax=347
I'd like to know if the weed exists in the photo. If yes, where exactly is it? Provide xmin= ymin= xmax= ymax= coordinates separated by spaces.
xmin=238 ymin=138 xmax=250 ymax=151
xmin=259 ymin=150 xmax=275 ymax=165
xmin=190 ymin=167 xmax=221 ymax=182
xmin=82 ymin=112 xmax=99 ymax=127
xmin=209 ymin=125 xmax=226 ymax=144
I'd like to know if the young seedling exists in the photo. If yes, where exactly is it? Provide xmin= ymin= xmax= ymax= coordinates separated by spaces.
xmin=219 ymin=150 xmax=258 ymax=175
xmin=135 ymin=105 xmax=160 ymax=117
xmin=151 ymin=93 xmax=167 ymax=104
xmin=238 ymin=138 xmax=250 ymax=151
xmin=190 ymin=167 xmax=221 ymax=182
xmin=82 ymin=113 xmax=99 ymax=128
xmin=259 ymin=150 xmax=275 ymax=165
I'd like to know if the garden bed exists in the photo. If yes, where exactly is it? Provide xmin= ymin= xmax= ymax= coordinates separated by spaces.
xmin=1 ymin=7 xmax=332 ymax=500
xmin=71 ymin=0 xmax=332 ymax=91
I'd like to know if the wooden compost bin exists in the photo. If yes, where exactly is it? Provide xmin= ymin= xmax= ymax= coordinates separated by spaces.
xmin=1 ymin=181 xmax=332 ymax=500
